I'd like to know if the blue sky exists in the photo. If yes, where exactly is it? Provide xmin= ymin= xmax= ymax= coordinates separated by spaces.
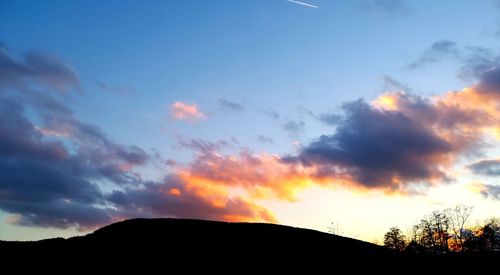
xmin=1 ymin=0 xmax=500 ymax=241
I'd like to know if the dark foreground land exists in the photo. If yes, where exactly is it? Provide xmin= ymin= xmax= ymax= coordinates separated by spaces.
xmin=0 ymin=218 xmax=497 ymax=270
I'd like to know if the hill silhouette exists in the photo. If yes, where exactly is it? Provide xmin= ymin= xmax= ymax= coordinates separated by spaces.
xmin=1 ymin=218 xmax=496 ymax=269
xmin=1 ymin=219 xmax=392 ymax=258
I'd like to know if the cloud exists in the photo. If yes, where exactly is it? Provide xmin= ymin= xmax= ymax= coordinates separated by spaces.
xmin=475 ymin=66 xmax=500 ymax=98
xmin=0 ymin=91 xmax=154 ymax=229
xmin=0 ymin=43 xmax=79 ymax=92
xmin=476 ymin=183 xmax=500 ymax=200
xmin=286 ymin=65 xmax=500 ymax=190
xmin=381 ymin=75 xmax=411 ymax=92
xmin=297 ymin=106 xmax=315 ymax=117
xmin=318 ymin=113 xmax=342 ymax=126
xmin=165 ymin=159 xmax=177 ymax=167
xmin=287 ymin=100 xmax=454 ymax=188
xmin=218 ymin=98 xmax=244 ymax=112
xmin=107 ymin=176 xmax=276 ymax=223
xmin=0 ymin=95 xmax=109 ymax=230
xmin=457 ymin=46 xmax=498 ymax=80
xmin=262 ymin=109 xmax=280 ymax=120
xmin=408 ymin=40 xmax=459 ymax=69
xmin=1 ymin=90 xmax=272 ymax=230
xmin=468 ymin=159 xmax=500 ymax=176
xmin=363 ymin=0 xmax=410 ymax=15
xmin=170 ymin=101 xmax=206 ymax=122
xmin=97 ymin=81 xmax=135 ymax=95
xmin=181 ymin=150 xmax=318 ymax=200
xmin=257 ymin=135 xmax=274 ymax=144
xmin=0 ymin=44 xmax=274 ymax=230
xmin=283 ymin=120 xmax=305 ymax=137
xmin=408 ymin=40 xmax=500 ymax=81
xmin=176 ymin=137 xmax=232 ymax=152
xmin=2 ymin=41 xmax=500 ymax=231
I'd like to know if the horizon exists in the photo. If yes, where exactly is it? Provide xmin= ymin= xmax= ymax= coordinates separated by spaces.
xmin=0 ymin=0 xmax=499 ymax=243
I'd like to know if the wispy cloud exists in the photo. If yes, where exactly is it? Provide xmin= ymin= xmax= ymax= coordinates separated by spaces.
xmin=218 ymin=98 xmax=244 ymax=112
xmin=407 ymin=40 xmax=499 ymax=81
xmin=175 ymin=137 xmax=233 ymax=152
xmin=262 ymin=108 xmax=280 ymax=120
xmin=363 ymin=0 xmax=410 ymax=15
xmin=257 ymin=135 xmax=274 ymax=144
xmin=0 ymin=42 xmax=79 ymax=92
xmin=380 ymin=75 xmax=411 ymax=92
xmin=170 ymin=101 xmax=206 ymax=122
xmin=408 ymin=40 xmax=459 ymax=69
xmin=97 ymin=81 xmax=135 ymax=95
xmin=283 ymin=120 xmax=305 ymax=137
xmin=286 ymin=0 xmax=318 ymax=9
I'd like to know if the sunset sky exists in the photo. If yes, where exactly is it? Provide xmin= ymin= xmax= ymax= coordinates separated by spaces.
xmin=1 ymin=0 xmax=499 ymax=242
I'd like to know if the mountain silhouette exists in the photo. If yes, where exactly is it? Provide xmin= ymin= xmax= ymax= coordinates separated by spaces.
xmin=1 ymin=219 xmax=392 ymax=258
xmin=1 ymin=218 xmax=495 ymax=269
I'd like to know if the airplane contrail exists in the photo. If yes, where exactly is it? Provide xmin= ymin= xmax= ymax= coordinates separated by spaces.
xmin=286 ymin=0 xmax=319 ymax=9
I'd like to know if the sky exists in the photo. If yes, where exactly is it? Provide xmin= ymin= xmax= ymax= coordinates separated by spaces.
xmin=0 ymin=0 xmax=499 ymax=242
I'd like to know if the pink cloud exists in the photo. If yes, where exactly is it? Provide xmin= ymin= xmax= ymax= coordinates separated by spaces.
xmin=170 ymin=101 xmax=206 ymax=122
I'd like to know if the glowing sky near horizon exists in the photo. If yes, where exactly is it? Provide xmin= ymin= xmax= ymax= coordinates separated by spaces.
xmin=0 ymin=0 xmax=499 ymax=242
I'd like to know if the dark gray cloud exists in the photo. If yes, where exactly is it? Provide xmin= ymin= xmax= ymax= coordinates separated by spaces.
xmin=0 ymin=92 xmax=153 ymax=229
xmin=408 ymin=40 xmax=459 ymax=69
xmin=468 ymin=159 xmax=500 ymax=176
xmin=0 ymin=43 xmax=79 ymax=92
xmin=0 ymin=95 xmax=109 ymax=229
xmin=257 ymin=135 xmax=274 ymax=144
xmin=4 ymin=200 xmax=113 ymax=230
xmin=218 ymin=98 xmax=244 ymax=112
xmin=0 ymin=44 xmax=271 ymax=230
xmin=286 ymin=100 xmax=454 ymax=187
xmin=475 ymin=66 xmax=500 ymax=98
xmin=363 ymin=0 xmax=410 ymax=15
xmin=283 ymin=120 xmax=305 ymax=137
xmin=480 ymin=184 xmax=500 ymax=200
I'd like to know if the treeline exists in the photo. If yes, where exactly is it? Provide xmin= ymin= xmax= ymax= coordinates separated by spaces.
xmin=383 ymin=205 xmax=499 ymax=255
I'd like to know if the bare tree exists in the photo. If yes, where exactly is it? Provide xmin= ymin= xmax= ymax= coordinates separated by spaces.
xmin=447 ymin=205 xmax=473 ymax=252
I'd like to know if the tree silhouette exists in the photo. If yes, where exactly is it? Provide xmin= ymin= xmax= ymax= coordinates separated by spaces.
xmin=447 ymin=205 xmax=472 ymax=252
xmin=411 ymin=210 xmax=450 ymax=255
xmin=383 ymin=227 xmax=406 ymax=251
xmin=383 ymin=205 xmax=500 ymax=255
xmin=473 ymin=218 xmax=500 ymax=252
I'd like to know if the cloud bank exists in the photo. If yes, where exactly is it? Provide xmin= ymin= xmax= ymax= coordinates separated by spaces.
xmin=1 ymin=41 xmax=499 ymax=231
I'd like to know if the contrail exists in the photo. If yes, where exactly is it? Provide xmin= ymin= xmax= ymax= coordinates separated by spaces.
xmin=286 ymin=0 xmax=319 ymax=9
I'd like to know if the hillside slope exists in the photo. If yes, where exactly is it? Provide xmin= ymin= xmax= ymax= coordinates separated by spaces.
xmin=0 ymin=218 xmax=393 ymax=260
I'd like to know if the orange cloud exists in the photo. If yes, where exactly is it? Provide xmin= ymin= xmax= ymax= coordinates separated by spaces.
xmin=136 ymin=70 xmax=500 ymax=225
xmin=170 ymin=101 xmax=206 ymax=122
xmin=179 ymin=151 xmax=314 ymax=201
xmin=173 ymin=76 xmax=500 ymax=203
